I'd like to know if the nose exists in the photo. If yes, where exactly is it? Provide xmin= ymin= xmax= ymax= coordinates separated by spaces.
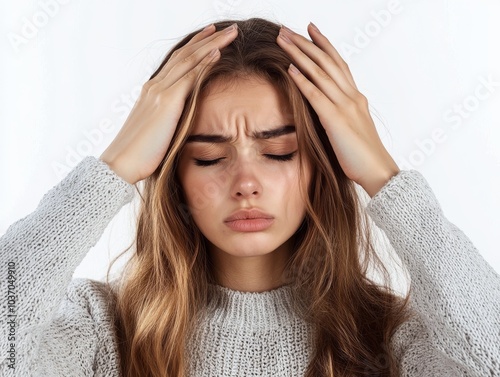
xmin=231 ymin=164 xmax=262 ymax=199
xmin=234 ymin=180 xmax=260 ymax=198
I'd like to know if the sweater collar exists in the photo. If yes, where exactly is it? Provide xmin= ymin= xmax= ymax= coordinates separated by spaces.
xmin=203 ymin=283 xmax=301 ymax=331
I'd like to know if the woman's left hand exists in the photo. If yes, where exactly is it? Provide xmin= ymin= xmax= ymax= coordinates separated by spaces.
xmin=277 ymin=23 xmax=400 ymax=198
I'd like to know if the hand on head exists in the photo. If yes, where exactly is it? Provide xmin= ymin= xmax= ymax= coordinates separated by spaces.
xmin=100 ymin=23 xmax=239 ymax=185
xmin=277 ymin=23 xmax=400 ymax=197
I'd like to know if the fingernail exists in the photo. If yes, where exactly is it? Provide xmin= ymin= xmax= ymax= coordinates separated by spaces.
xmin=281 ymin=25 xmax=293 ymax=36
xmin=279 ymin=30 xmax=292 ymax=43
xmin=224 ymin=23 xmax=237 ymax=34
xmin=203 ymin=23 xmax=214 ymax=32
xmin=309 ymin=22 xmax=321 ymax=33
xmin=289 ymin=63 xmax=300 ymax=75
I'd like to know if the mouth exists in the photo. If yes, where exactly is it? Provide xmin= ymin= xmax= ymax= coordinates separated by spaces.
xmin=224 ymin=218 xmax=274 ymax=232
xmin=223 ymin=208 xmax=274 ymax=232
xmin=224 ymin=208 xmax=274 ymax=222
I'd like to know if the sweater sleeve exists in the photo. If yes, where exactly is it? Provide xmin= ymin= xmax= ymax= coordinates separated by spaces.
xmin=366 ymin=170 xmax=500 ymax=376
xmin=0 ymin=156 xmax=135 ymax=375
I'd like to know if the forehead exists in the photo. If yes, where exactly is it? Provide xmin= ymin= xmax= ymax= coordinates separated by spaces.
xmin=191 ymin=77 xmax=293 ymax=134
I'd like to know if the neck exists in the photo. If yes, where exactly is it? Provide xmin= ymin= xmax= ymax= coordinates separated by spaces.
xmin=208 ymin=237 xmax=294 ymax=293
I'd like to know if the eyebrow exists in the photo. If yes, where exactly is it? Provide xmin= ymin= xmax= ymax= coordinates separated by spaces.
xmin=185 ymin=124 xmax=296 ymax=143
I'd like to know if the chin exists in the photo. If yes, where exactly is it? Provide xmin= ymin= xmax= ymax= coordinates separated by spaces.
xmin=210 ymin=241 xmax=278 ymax=257
xmin=222 ymin=246 xmax=275 ymax=258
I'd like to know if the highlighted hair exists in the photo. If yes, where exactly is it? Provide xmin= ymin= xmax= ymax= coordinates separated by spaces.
xmin=107 ymin=17 xmax=413 ymax=377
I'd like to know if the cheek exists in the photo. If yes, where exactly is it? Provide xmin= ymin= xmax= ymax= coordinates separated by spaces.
xmin=180 ymin=168 xmax=225 ymax=216
xmin=284 ymin=164 xmax=310 ymax=210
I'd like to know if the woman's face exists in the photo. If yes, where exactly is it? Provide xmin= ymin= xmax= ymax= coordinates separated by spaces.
xmin=177 ymin=76 xmax=311 ymax=262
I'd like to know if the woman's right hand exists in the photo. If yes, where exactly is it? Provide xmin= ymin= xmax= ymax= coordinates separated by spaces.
xmin=100 ymin=23 xmax=238 ymax=185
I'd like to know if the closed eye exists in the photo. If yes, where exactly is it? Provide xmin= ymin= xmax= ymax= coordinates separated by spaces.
xmin=193 ymin=151 xmax=297 ymax=167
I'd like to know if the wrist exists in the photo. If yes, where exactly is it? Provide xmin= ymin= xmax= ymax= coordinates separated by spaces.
xmin=363 ymin=165 xmax=400 ymax=198
xmin=99 ymin=155 xmax=137 ymax=185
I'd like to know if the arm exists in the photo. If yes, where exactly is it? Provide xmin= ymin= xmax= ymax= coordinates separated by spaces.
xmin=0 ymin=156 xmax=134 ymax=375
xmin=271 ymin=20 xmax=499 ymax=375
xmin=366 ymin=169 xmax=500 ymax=376
xmin=0 ymin=23 xmax=236 ymax=375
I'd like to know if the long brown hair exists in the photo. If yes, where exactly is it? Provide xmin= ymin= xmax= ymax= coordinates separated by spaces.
xmin=107 ymin=17 xmax=414 ymax=377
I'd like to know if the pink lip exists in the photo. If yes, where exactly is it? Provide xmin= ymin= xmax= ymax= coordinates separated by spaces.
xmin=224 ymin=209 xmax=274 ymax=222
xmin=224 ymin=209 xmax=274 ymax=232
xmin=224 ymin=218 xmax=274 ymax=232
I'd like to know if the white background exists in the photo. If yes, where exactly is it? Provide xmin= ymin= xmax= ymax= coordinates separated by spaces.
xmin=1 ymin=0 xmax=499 ymax=287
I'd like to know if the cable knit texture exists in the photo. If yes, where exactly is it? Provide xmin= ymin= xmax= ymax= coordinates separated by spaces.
xmin=0 ymin=156 xmax=499 ymax=376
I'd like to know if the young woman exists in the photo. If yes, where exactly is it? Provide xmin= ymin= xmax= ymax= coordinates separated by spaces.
xmin=1 ymin=17 xmax=499 ymax=377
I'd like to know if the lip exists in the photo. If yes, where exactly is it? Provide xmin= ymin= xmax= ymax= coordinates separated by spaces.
xmin=224 ymin=218 xmax=274 ymax=232
xmin=224 ymin=209 xmax=274 ymax=222
xmin=224 ymin=209 xmax=275 ymax=232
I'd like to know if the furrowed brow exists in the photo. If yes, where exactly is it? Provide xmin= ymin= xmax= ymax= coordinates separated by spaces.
xmin=254 ymin=125 xmax=296 ymax=139
xmin=185 ymin=125 xmax=296 ymax=143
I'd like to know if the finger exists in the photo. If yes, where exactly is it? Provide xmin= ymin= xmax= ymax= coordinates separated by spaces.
xmin=167 ymin=47 xmax=221 ymax=97
xmin=278 ymin=27 xmax=358 ymax=100
xmin=277 ymin=28 xmax=353 ymax=106
xmin=152 ymin=24 xmax=217 ymax=82
xmin=286 ymin=63 xmax=342 ymax=129
xmin=156 ymin=24 xmax=237 ymax=88
xmin=306 ymin=24 xmax=358 ymax=90
xmin=190 ymin=23 xmax=216 ymax=44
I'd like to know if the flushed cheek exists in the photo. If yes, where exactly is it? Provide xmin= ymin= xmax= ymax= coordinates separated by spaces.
xmin=183 ymin=181 xmax=220 ymax=217
xmin=282 ymin=165 xmax=303 ymax=186
xmin=284 ymin=183 xmax=304 ymax=211
xmin=283 ymin=170 xmax=308 ymax=215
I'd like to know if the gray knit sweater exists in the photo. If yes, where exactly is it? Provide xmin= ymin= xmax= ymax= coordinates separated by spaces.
xmin=0 ymin=156 xmax=499 ymax=376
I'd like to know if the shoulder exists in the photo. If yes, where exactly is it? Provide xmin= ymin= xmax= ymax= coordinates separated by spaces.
xmin=33 ymin=278 xmax=122 ymax=375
